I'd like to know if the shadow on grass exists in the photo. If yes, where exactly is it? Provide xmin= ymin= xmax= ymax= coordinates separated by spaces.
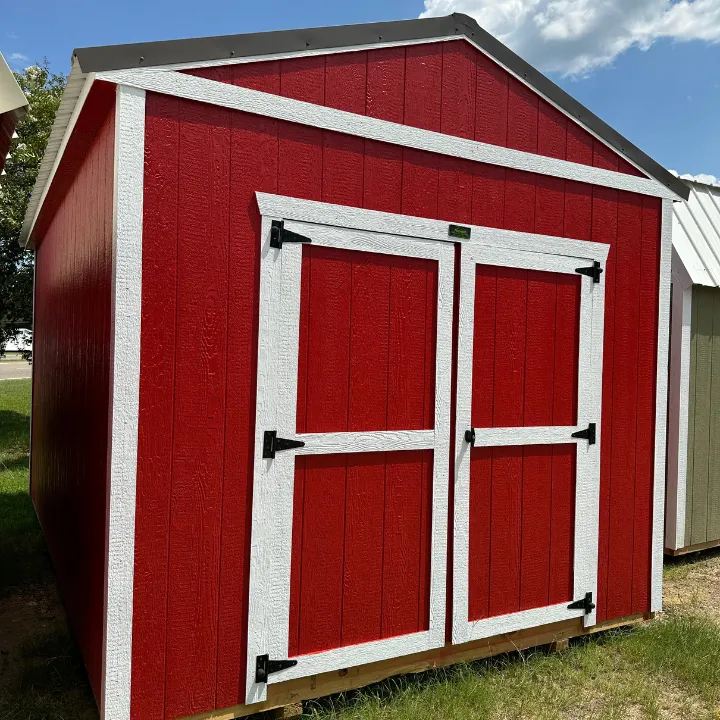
xmin=0 ymin=409 xmax=31 ymax=458
xmin=0 ymin=614 xmax=98 ymax=719
xmin=0 ymin=483 xmax=53 ymax=596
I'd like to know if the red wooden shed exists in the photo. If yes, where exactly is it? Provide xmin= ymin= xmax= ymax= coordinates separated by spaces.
xmin=22 ymin=14 xmax=687 ymax=720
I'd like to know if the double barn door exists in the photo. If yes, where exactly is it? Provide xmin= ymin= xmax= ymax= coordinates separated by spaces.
xmin=246 ymin=194 xmax=608 ymax=704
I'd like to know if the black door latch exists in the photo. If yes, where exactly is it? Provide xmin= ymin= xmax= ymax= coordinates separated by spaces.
xmin=255 ymin=654 xmax=298 ymax=684
xmin=568 ymin=592 xmax=595 ymax=615
xmin=270 ymin=219 xmax=312 ymax=249
xmin=263 ymin=430 xmax=305 ymax=459
xmin=464 ymin=428 xmax=476 ymax=446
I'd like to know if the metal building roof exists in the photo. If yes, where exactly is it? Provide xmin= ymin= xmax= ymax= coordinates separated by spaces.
xmin=673 ymin=179 xmax=720 ymax=287
xmin=0 ymin=52 xmax=28 ymax=174
xmin=21 ymin=13 xmax=689 ymax=246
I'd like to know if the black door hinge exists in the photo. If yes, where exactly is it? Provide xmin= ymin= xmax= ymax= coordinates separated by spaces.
xmin=575 ymin=261 xmax=603 ymax=283
xmin=263 ymin=430 xmax=305 ymax=459
xmin=568 ymin=592 xmax=596 ymax=615
xmin=255 ymin=654 xmax=298 ymax=684
xmin=270 ymin=219 xmax=312 ymax=249
xmin=571 ymin=423 xmax=596 ymax=445
xmin=464 ymin=428 xmax=476 ymax=446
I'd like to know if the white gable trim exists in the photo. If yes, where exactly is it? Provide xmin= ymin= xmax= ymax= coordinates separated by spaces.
xmin=94 ymin=69 xmax=675 ymax=200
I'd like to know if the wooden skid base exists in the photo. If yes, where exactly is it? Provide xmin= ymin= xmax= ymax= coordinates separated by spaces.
xmin=665 ymin=537 xmax=720 ymax=556
xmin=181 ymin=613 xmax=650 ymax=720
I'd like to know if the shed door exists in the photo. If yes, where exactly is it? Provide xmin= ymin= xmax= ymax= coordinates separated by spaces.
xmin=452 ymin=238 xmax=607 ymax=645
xmin=246 ymin=213 xmax=454 ymax=704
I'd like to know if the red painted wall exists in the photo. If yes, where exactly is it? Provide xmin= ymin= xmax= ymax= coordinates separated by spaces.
xmin=31 ymin=89 xmax=115 ymax=703
xmin=133 ymin=43 xmax=660 ymax=719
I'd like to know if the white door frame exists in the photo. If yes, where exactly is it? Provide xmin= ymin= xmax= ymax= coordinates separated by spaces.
xmin=245 ymin=195 xmax=455 ymax=704
xmin=452 ymin=229 xmax=609 ymax=646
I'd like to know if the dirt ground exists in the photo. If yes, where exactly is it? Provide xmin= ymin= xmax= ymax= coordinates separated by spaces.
xmin=0 ymin=581 xmax=98 ymax=718
xmin=663 ymin=547 xmax=720 ymax=620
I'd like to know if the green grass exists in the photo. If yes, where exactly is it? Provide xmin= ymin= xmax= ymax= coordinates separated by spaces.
xmin=303 ymin=617 xmax=720 ymax=719
xmin=0 ymin=379 xmax=52 ymax=593
xmin=0 ymin=378 xmax=97 ymax=719
xmin=1 ymin=379 xmax=720 ymax=719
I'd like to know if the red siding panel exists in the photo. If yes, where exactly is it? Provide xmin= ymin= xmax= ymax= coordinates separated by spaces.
xmin=31 ymin=89 xmax=115 ymax=703
xmin=366 ymin=47 xmax=405 ymax=123
xmin=164 ymin=100 xmax=231 ymax=719
xmin=593 ymin=186 xmax=619 ymax=622
xmin=131 ymin=93 xmax=178 ymax=720
xmin=474 ymin=51 xmax=508 ymax=146
xmin=215 ymin=111 xmax=278 ymax=709
xmin=507 ymin=77 xmax=538 ymax=154
xmin=606 ymin=193 xmax=643 ymax=621
xmin=632 ymin=197 xmax=661 ymax=614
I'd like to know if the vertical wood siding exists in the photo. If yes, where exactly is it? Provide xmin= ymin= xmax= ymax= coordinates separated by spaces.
xmin=684 ymin=286 xmax=720 ymax=547
xmin=468 ymin=267 xmax=579 ymax=621
xmin=31 ymin=92 xmax=115 ymax=703
xmin=133 ymin=43 xmax=661 ymax=719
xmin=288 ymin=247 xmax=437 ymax=656
xmin=185 ymin=40 xmax=642 ymax=179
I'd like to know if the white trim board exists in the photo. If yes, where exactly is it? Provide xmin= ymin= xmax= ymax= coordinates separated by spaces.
xmin=94 ymin=69 xmax=676 ymax=200
xmin=452 ymin=233 xmax=608 ymax=645
xmin=245 ymin=201 xmax=454 ymax=705
xmin=256 ymin=192 xmax=612 ymax=256
xmin=651 ymin=199 xmax=673 ymax=607
xmin=101 ymin=84 xmax=145 ymax=720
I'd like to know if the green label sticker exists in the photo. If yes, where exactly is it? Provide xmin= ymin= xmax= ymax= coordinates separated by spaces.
xmin=448 ymin=224 xmax=471 ymax=239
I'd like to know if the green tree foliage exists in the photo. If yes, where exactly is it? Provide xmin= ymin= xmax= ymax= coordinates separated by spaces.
xmin=0 ymin=62 xmax=65 ymax=359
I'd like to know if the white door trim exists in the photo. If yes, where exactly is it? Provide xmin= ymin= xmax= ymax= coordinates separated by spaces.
xmin=245 ymin=199 xmax=454 ymax=705
xmin=94 ymin=69 xmax=676 ymax=200
xmin=256 ymin=192 xmax=612 ymax=255
xmin=452 ymin=233 xmax=609 ymax=646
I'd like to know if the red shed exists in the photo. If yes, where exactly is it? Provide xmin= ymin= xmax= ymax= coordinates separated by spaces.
xmin=22 ymin=14 xmax=687 ymax=720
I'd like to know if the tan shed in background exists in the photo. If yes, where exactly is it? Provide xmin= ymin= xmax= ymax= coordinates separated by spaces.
xmin=667 ymin=179 xmax=720 ymax=554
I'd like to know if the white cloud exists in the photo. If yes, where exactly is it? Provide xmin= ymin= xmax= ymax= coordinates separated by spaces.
xmin=420 ymin=0 xmax=720 ymax=75
xmin=8 ymin=52 xmax=27 ymax=62
xmin=670 ymin=169 xmax=720 ymax=185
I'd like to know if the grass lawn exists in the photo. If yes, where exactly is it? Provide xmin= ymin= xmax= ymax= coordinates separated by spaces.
xmin=0 ymin=379 xmax=97 ymax=719
xmin=1 ymin=378 xmax=720 ymax=719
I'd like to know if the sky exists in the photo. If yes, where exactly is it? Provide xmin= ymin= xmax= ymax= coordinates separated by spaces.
xmin=3 ymin=0 xmax=720 ymax=182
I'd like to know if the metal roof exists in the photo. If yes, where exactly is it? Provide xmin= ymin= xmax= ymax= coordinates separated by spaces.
xmin=21 ymin=13 xmax=689 ymax=246
xmin=673 ymin=179 xmax=720 ymax=287
xmin=0 ymin=52 xmax=28 ymax=174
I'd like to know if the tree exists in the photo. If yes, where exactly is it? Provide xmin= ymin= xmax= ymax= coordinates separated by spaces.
xmin=0 ymin=62 xmax=65 ymax=360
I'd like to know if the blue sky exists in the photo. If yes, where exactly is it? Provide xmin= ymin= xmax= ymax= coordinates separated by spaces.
xmin=3 ymin=0 xmax=720 ymax=181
